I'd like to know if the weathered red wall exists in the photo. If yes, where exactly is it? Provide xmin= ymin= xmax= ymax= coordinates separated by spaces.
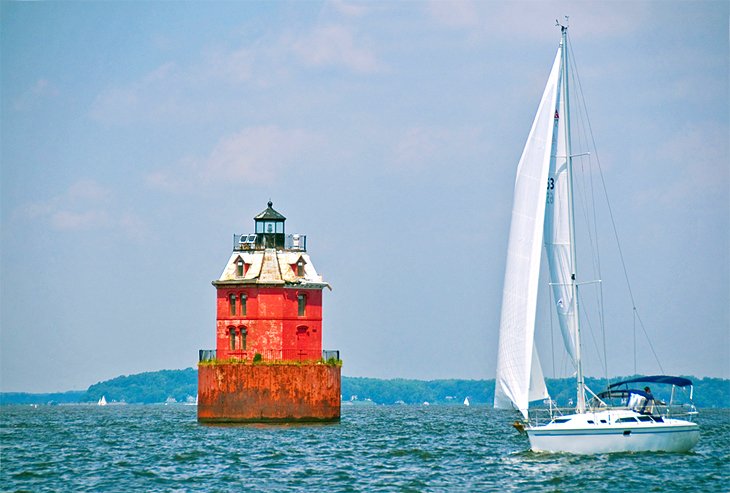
xmin=216 ymin=287 xmax=323 ymax=319
xmin=215 ymin=287 xmax=323 ymax=360
xmin=198 ymin=363 xmax=341 ymax=423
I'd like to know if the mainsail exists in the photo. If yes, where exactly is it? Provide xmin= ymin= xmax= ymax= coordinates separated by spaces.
xmin=494 ymin=48 xmax=562 ymax=416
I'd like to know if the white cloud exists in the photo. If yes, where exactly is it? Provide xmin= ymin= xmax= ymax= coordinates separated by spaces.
xmin=425 ymin=1 xmax=648 ymax=40
xmin=89 ymin=62 xmax=189 ymax=125
xmin=391 ymin=126 xmax=484 ymax=172
xmin=89 ymin=19 xmax=383 ymax=126
xmin=206 ymin=126 xmax=315 ymax=182
xmin=17 ymin=179 xmax=150 ymax=240
xmin=329 ymin=0 xmax=368 ymax=18
xmin=147 ymin=125 xmax=324 ymax=191
xmin=427 ymin=0 xmax=480 ymax=29
xmin=633 ymin=124 xmax=728 ymax=208
xmin=206 ymin=47 xmax=255 ymax=83
xmin=19 ymin=179 xmax=111 ymax=231
xmin=65 ymin=179 xmax=112 ymax=203
xmin=50 ymin=210 xmax=110 ymax=231
xmin=291 ymin=25 xmax=381 ymax=73
xmin=118 ymin=213 xmax=152 ymax=243
xmin=13 ymin=79 xmax=60 ymax=111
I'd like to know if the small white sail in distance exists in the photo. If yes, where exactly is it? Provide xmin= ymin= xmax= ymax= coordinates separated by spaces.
xmin=494 ymin=47 xmax=563 ymax=417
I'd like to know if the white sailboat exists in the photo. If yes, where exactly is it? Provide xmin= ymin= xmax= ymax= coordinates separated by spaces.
xmin=494 ymin=22 xmax=699 ymax=454
xmin=97 ymin=395 xmax=107 ymax=406
xmin=464 ymin=397 xmax=470 ymax=407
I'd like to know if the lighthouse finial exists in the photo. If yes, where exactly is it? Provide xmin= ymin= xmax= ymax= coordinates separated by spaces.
xmin=268 ymin=199 xmax=273 ymax=208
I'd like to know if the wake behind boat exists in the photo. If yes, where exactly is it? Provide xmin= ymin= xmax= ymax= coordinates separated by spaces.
xmin=493 ymin=21 xmax=699 ymax=454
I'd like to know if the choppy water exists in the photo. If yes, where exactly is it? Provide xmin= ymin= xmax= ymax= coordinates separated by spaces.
xmin=1 ymin=405 xmax=728 ymax=492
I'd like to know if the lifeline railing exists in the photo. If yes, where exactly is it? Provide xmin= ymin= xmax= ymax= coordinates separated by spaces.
xmin=527 ymin=402 xmax=698 ymax=426
xmin=199 ymin=348 xmax=340 ymax=363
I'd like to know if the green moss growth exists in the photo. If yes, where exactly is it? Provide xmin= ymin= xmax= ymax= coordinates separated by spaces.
xmin=198 ymin=357 xmax=342 ymax=368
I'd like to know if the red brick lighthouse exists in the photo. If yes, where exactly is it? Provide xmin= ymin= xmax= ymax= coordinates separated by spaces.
xmin=197 ymin=201 xmax=341 ymax=423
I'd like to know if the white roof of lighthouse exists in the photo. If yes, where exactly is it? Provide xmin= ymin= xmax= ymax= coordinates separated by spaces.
xmin=214 ymin=249 xmax=330 ymax=289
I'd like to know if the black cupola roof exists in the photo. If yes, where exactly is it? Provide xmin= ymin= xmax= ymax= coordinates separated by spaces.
xmin=254 ymin=201 xmax=286 ymax=221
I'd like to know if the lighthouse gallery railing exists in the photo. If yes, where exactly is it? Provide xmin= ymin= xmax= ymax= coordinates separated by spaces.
xmin=199 ymin=349 xmax=340 ymax=363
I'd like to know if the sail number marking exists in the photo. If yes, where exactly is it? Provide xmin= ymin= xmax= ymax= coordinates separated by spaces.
xmin=546 ymin=177 xmax=555 ymax=204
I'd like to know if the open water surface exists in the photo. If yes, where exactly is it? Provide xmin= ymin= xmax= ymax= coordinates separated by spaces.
xmin=1 ymin=405 xmax=728 ymax=492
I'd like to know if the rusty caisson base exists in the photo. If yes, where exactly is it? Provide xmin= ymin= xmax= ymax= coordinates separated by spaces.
xmin=197 ymin=363 xmax=341 ymax=423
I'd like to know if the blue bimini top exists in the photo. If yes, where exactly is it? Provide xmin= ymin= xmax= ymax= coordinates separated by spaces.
xmin=608 ymin=375 xmax=693 ymax=389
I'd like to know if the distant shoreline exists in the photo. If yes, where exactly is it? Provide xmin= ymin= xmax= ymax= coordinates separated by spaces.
xmin=2 ymin=369 xmax=729 ymax=408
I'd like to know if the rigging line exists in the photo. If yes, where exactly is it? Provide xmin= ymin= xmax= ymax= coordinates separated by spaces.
xmin=577 ymin=287 xmax=607 ymax=377
xmin=549 ymin=279 xmax=556 ymax=379
xmin=633 ymin=309 xmax=637 ymax=375
xmin=541 ymin=248 xmax=559 ymax=379
xmin=571 ymin=45 xmax=609 ymax=386
xmin=568 ymin=34 xmax=665 ymax=374
xmin=635 ymin=308 xmax=665 ymax=374
xmin=600 ymin=281 xmax=610 ymax=388
xmin=568 ymin=37 xmax=609 ymax=385
xmin=576 ymin=159 xmax=600 ymax=278
xmin=569 ymin=44 xmax=636 ymax=306
xmin=568 ymin=42 xmax=604 ymax=300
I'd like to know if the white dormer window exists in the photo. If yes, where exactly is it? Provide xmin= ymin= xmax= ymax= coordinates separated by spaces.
xmin=235 ymin=256 xmax=249 ymax=277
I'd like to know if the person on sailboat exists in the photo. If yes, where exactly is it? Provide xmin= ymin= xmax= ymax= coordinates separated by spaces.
xmin=641 ymin=387 xmax=655 ymax=414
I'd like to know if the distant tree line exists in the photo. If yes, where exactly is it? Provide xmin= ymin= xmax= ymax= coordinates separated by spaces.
xmin=342 ymin=378 xmax=491 ymax=405
xmin=541 ymin=376 xmax=729 ymax=409
xmin=0 ymin=391 xmax=86 ymax=405
xmin=85 ymin=368 xmax=198 ymax=404
xmin=1 ymin=369 xmax=728 ymax=408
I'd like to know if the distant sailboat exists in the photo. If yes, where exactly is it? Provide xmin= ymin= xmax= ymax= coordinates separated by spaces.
xmin=464 ymin=397 xmax=470 ymax=407
xmin=493 ymin=21 xmax=699 ymax=454
xmin=97 ymin=396 xmax=107 ymax=406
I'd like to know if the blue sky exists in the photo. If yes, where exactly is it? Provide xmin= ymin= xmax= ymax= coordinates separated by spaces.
xmin=1 ymin=1 xmax=728 ymax=392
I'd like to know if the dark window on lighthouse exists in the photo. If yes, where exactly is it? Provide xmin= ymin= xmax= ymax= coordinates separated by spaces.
xmin=240 ymin=327 xmax=247 ymax=350
xmin=236 ymin=257 xmax=244 ymax=277
xmin=296 ymin=258 xmax=305 ymax=276
xmin=229 ymin=294 xmax=236 ymax=316
xmin=229 ymin=327 xmax=236 ymax=351
xmin=297 ymin=293 xmax=307 ymax=316
xmin=240 ymin=294 xmax=247 ymax=316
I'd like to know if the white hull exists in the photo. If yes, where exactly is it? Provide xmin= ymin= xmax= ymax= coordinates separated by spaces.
xmin=526 ymin=410 xmax=699 ymax=454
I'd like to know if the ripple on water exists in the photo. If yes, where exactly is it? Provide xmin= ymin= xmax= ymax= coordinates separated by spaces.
xmin=1 ymin=405 xmax=728 ymax=492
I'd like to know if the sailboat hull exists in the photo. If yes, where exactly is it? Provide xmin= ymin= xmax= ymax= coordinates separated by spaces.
xmin=526 ymin=411 xmax=699 ymax=454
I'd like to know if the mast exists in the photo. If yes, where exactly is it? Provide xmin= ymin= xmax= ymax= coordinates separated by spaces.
xmin=559 ymin=21 xmax=586 ymax=413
